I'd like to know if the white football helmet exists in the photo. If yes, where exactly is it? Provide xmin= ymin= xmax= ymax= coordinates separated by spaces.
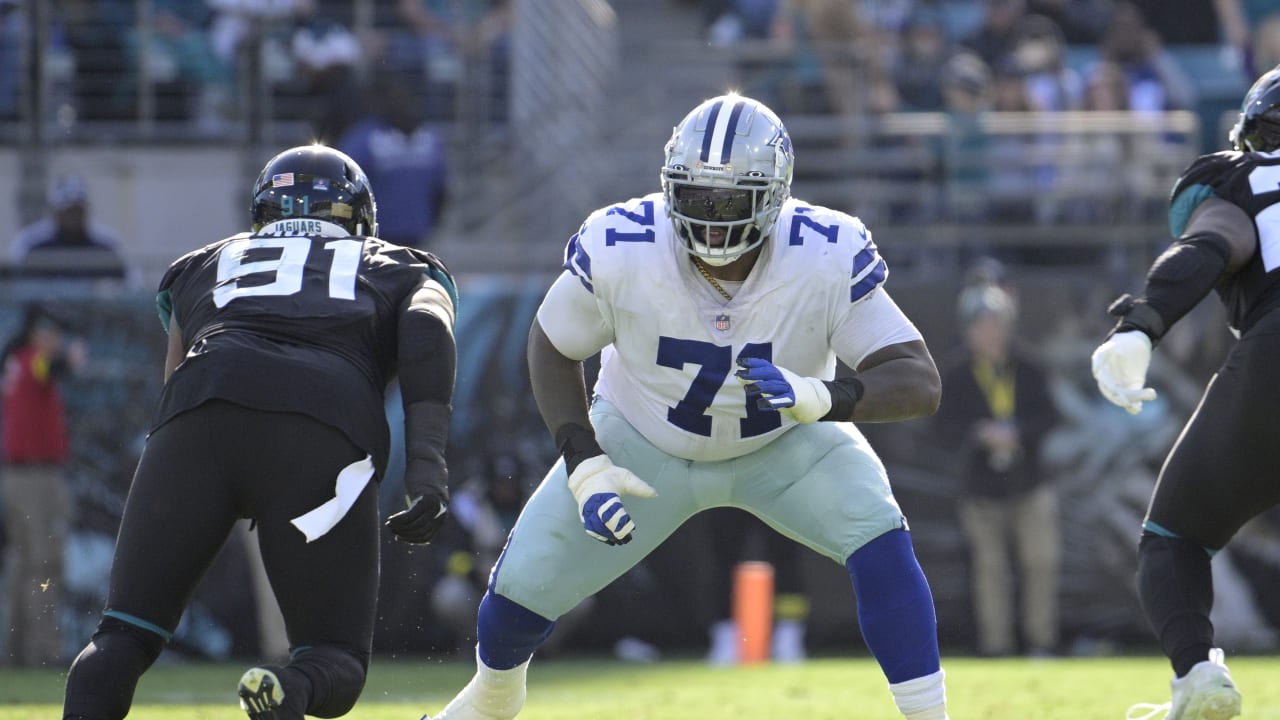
xmin=661 ymin=94 xmax=794 ymax=266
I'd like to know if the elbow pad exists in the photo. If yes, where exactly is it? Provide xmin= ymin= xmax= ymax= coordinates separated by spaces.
xmin=1108 ymin=231 xmax=1230 ymax=344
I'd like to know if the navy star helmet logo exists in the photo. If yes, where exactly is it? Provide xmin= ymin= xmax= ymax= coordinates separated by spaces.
xmin=766 ymin=127 xmax=794 ymax=160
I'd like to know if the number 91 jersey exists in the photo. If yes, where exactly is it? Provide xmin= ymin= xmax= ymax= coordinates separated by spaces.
xmin=154 ymin=220 xmax=454 ymax=470
xmin=538 ymin=193 xmax=923 ymax=463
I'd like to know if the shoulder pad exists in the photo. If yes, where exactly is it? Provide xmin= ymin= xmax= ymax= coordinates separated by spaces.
xmin=155 ymin=238 xmax=230 ymax=332
xmin=158 ymin=239 xmax=228 ymax=294
xmin=562 ymin=195 xmax=663 ymax=294
xmin=1170 ymin=151 xmax=1249 ymax=237
xmin=389 ymin=244 xmax=459 ymax=315
xmin=1172 ymin=151 xmax=1248 ymax=200
xmin=776 ymin=201 xmax=886 ymax=305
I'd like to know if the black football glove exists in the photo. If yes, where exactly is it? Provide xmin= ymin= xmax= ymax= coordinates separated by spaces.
xmin=386 ymin=457 xmax=449 ymax=544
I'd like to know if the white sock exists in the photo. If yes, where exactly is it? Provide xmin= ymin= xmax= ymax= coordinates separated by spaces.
xmin=889 ymin=668 xmax=948 ymax=720
xmin=437 ymin=647 xmax=530 ymax=720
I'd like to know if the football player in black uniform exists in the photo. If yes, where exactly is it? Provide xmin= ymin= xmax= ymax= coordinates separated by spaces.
xmin=61 ymin=145 xmax=458 ymax=720
xmin=1089 ymin=67 xmax=1280 ymax=720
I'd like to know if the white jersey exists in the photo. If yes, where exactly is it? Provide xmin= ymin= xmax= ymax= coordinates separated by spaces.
xmin=536 ymin=193 xmax=922 ymax=462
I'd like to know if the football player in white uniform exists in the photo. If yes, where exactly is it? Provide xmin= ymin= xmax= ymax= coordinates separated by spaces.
xmin=422 ymin=94 xmax=950 ymax=720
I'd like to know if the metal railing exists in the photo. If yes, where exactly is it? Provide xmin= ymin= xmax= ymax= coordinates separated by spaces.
xmin=784 ymin=110 xmax=1201 ymax=229
xmin=0 ymin=2 xmax=1204 ymax=276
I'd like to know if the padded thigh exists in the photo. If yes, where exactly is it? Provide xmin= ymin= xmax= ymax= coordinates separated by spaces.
xmin=1148 ymin=314 xmax=1280 ymax=548
xmin=490 ymin=399 xmax=904 ymax=618
xmin=733 ymin=419 xmax=904 ymax=562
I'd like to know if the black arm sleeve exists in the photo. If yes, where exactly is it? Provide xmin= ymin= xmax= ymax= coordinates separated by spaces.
xmin=398 ymin=281 xmax=456 ymax=407
xmin=397 ymin=280 xmax=456 ymax=478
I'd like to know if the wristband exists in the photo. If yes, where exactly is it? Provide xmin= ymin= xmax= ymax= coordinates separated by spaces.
xmin=1106 ymin=293 xmax=1167 ymax=344
xmin=819 ymin=375 xmax=864 ymax=421
xmin=554 ymin=422 xmax=604 ymax=474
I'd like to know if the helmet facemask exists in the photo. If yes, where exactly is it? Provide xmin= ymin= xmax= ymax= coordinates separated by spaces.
xmin=661 ymin=95 xmax=794 ymax=266
xmin=665 ymin=176 xmax=779 ymax=265
xmin=1230 ymin=64 xmax=1280 ymax=153
xmin=1231 ymin=106 xmax=1280 ymax=153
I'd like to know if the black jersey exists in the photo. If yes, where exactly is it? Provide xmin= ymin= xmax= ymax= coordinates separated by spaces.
xmin=1170 ymin=150 xmax=1280 ymax=334
xmin=153 ymin=220 xmax=456 ymax=472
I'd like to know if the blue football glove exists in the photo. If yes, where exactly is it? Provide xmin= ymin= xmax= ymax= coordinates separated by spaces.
xmin=735 ymin=357 xmax=833 ymax=424
xmin=566 ymin=455 xmax=657 ymax=546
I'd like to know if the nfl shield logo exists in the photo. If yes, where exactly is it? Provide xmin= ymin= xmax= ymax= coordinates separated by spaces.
xmin=715 ymin=314 xmax=731 ymax=332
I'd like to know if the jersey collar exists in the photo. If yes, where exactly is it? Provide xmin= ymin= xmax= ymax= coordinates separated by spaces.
xmin=255 ymin=219 xmax=352 ymax=238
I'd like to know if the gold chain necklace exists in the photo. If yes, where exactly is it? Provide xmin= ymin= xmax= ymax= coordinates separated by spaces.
xmin=693 ymin=258 xmax=733 ymax=301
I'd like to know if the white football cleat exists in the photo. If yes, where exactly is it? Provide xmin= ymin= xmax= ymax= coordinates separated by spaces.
xmin=1127 ymin=648 xmax=1241 ymax=720
xmin=428 ymin=655 xmax=529 ymax=720
xmin=427 ymin=678 xmax=525 ymax=720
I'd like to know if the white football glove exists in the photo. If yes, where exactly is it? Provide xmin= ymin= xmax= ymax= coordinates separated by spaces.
xmin=735 ymin=357 xmax=833 ymax=423
xmin=1091 ymin=330 xmax=1158 ymax=415
xmin=566 ymin=455 xmax=657 ymax=546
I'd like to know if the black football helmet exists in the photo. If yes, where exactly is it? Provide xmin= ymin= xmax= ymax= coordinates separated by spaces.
xmin=1230 ymin=64 xmax=1280 ymax=152
xmin=251 ymin=144 xmax=377 ymax=236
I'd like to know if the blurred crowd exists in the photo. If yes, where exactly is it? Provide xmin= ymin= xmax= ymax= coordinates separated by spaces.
xmin=693 ymin=0 xmax=1277 ymax=233
xmin=0 ymin=0 xmax=509 ymax=139
xmin=1 ymin=1 xmax=1272 ymax=137
xmin=699 ymin=0 xmax=1275 ymax=116
xmin=1 ymin=0 xmax=1273 ymax=240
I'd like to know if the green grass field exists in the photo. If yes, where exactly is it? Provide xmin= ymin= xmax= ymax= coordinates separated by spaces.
xmin=5 ymin=654 xmax=1278 ymax=719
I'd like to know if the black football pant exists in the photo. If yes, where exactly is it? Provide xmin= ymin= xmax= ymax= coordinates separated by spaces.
xmin=64 ymin=400 xmax=379 ymax=720
xmin=1138 ymin=310 xmax=1280 ymax=675
xmin=1147 ymin=310 xmax=1280 ymax=546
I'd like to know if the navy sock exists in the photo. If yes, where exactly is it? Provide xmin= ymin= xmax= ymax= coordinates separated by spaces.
xmin=476 ymin=592 xmax=557 ymax=670
xmin=846 ymin=529 xmax=941 ymax=683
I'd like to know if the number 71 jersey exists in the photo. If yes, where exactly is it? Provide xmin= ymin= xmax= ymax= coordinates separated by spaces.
xmin=542 ymin=193 xmax=922 ymax=463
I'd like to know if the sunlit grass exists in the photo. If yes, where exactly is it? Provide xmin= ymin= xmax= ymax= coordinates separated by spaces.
xmin=6 ymin=654 xmax=1280 ymax=719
